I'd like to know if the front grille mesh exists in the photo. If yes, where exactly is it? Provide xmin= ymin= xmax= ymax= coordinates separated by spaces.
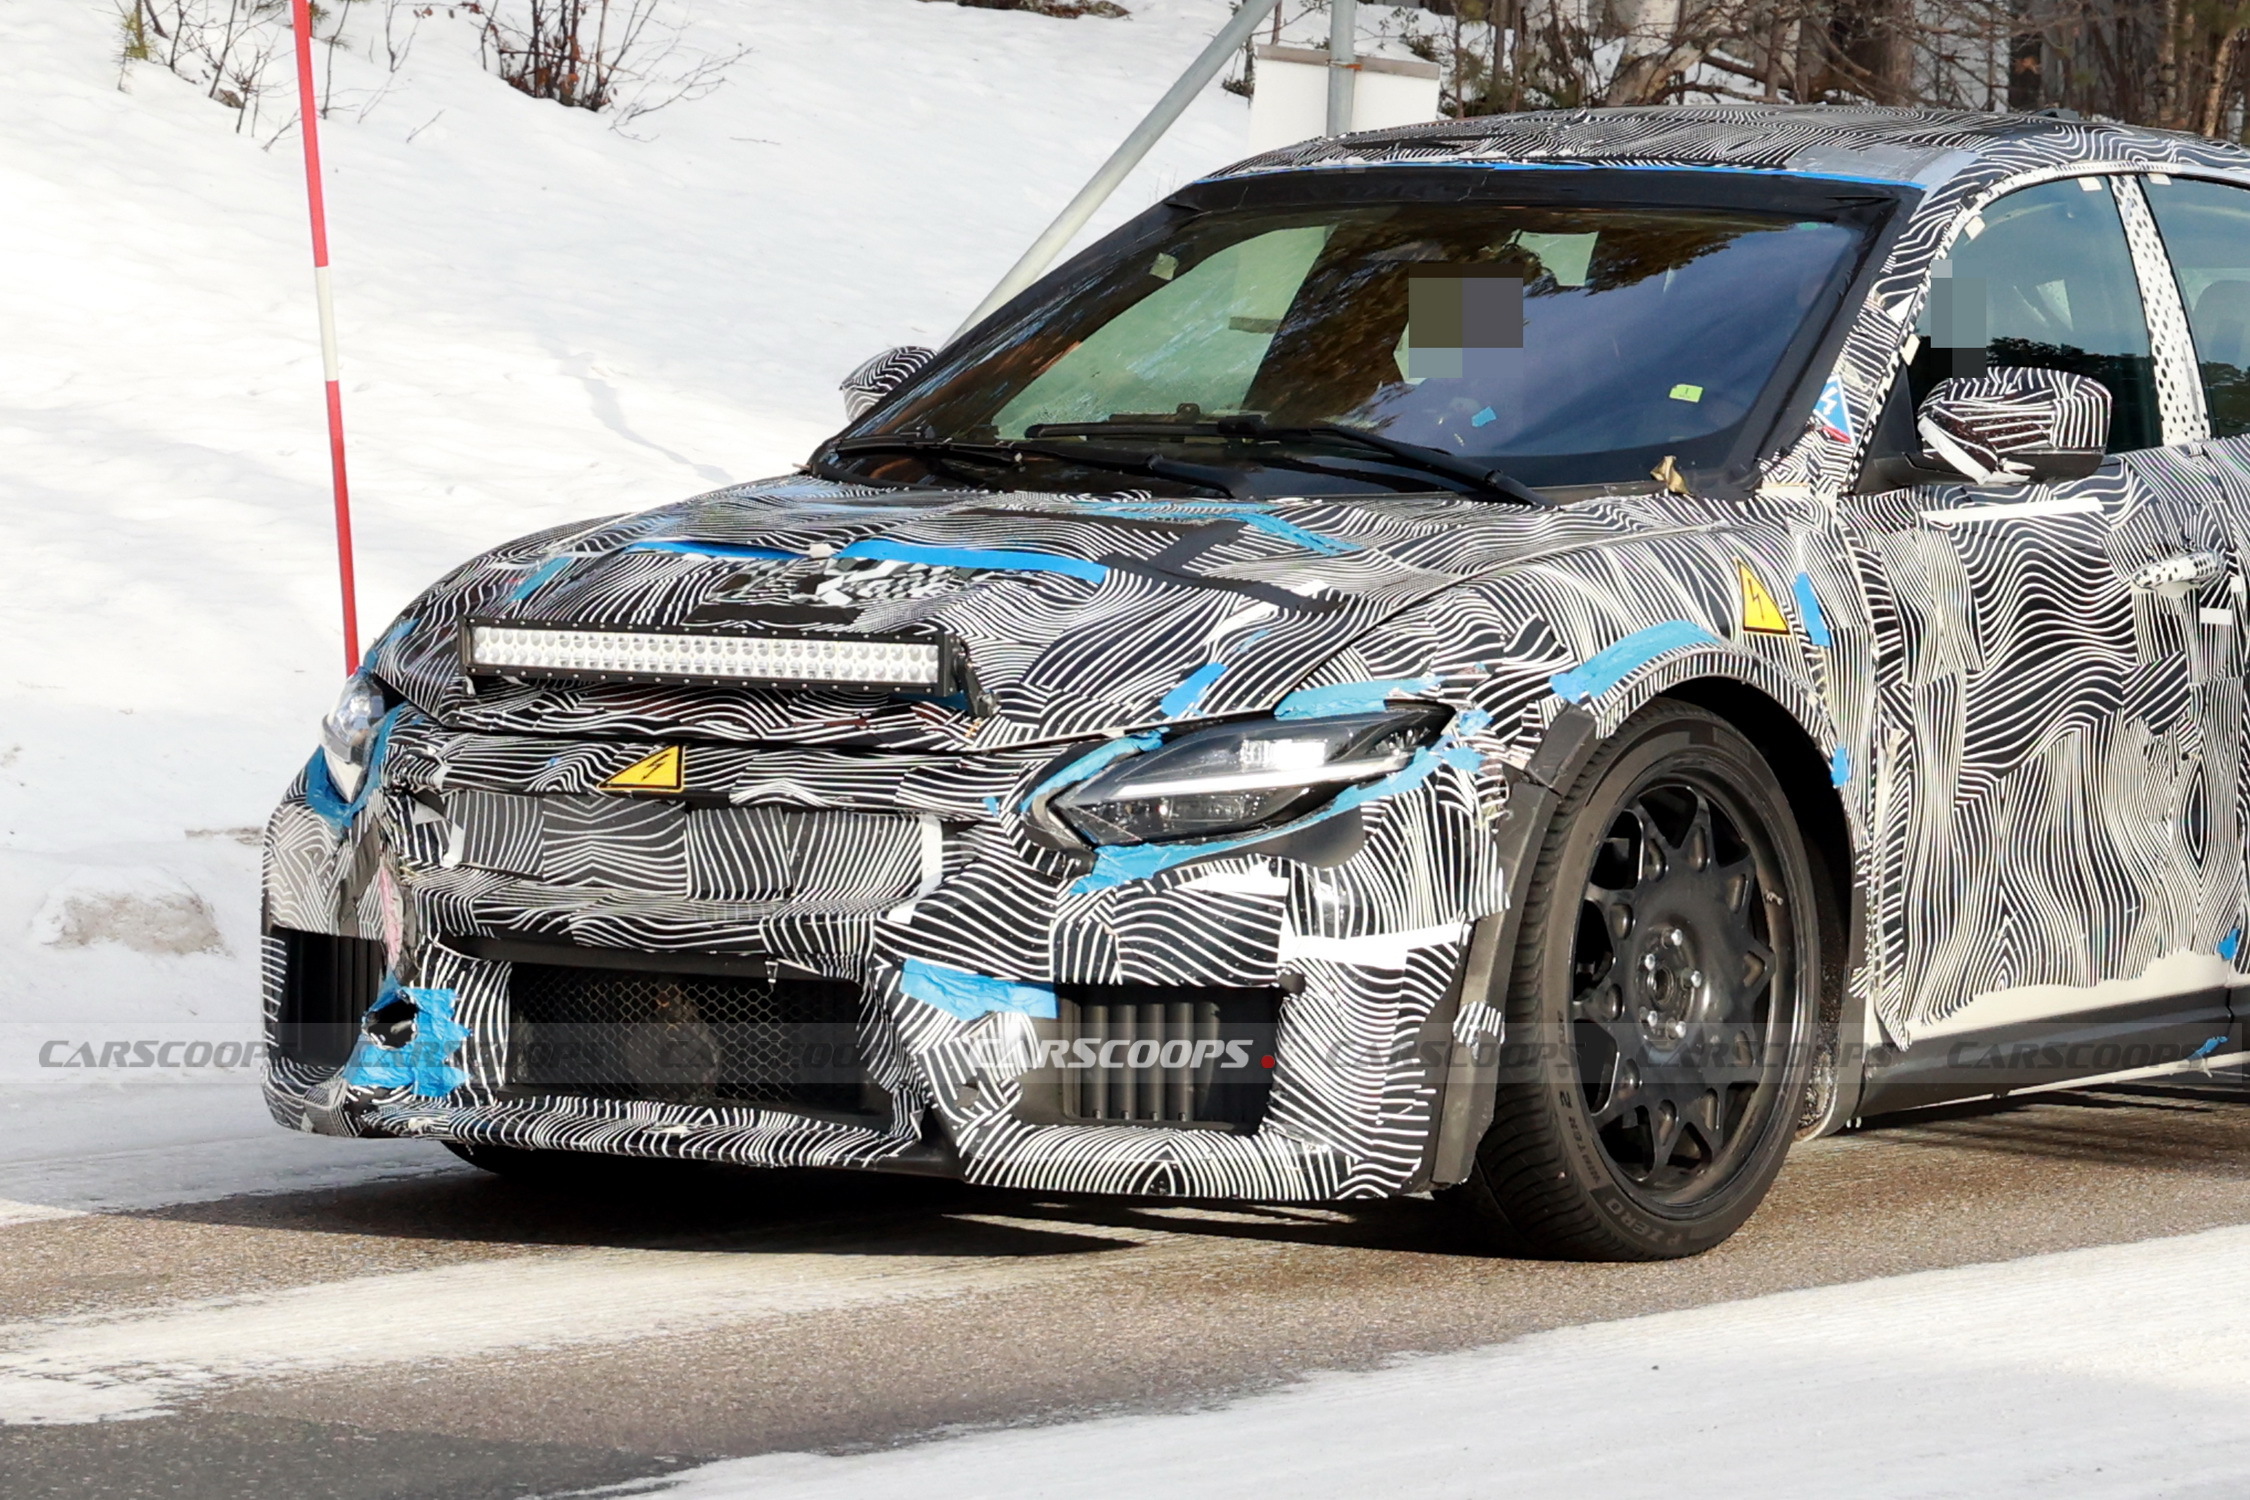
xmin=508 ymin=962 xmax=866 ymax=1111
xmin=1053 ymin=987 xmax=1278 ymax=1129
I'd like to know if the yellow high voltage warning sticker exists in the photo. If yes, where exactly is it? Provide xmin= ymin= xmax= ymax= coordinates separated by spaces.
xmin=1737 ymin=561 xmax=1791 ymax=635
xmin=602 ymin=745 xmax=684 ymax=794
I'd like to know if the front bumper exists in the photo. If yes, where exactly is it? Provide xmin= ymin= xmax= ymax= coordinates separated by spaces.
xmin=261 ymin=712 xmax=1512 ymax=1200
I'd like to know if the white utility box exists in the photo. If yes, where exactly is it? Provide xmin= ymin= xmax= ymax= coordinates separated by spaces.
xmin=1246 ymin=43 xmax=1443 ymax=153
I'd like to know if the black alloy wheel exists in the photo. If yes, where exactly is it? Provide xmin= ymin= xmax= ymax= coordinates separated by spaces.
xmin=1451 ymin=700 xmax=1821 ymax=1260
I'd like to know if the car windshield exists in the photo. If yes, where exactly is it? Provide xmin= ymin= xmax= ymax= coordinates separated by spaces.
xmin=836 ymin=186 xmax=1877 ymax=495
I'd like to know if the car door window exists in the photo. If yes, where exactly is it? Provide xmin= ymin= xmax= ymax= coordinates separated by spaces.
xmin=1906 ymin=176 xmax=2162 ymax=452
xmin=2141 ymin=175 xmax=2250 ymax=438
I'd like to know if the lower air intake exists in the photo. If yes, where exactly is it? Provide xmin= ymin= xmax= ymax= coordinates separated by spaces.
xmin=273 ymin=927 xmax=387 ymax=1069
xmin=507 ymin=962 xmax=867 ymax=1112
xmin=1051 ymin=986 xmax=1279 ymax=1129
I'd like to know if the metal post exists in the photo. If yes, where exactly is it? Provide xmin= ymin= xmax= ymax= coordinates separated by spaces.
xmin=290 ymin=0 xmax=360 ymax=674
xmin=948 ymin=0 xmax=1284 ymax=344
xmin=1326 ymin=0 xmax=1358 ymax=135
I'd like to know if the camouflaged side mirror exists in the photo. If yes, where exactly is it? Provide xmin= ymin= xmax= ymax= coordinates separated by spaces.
xmin=1914 ymin=367 xmax=2111 ymax=485
xmin=840 ymin=345 xmax=936 ymax=420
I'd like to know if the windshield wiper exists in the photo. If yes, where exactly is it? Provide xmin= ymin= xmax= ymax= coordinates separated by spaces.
xmin=825 ymin=435 xmax=1243 ymax=498
xmin=1026 ymin=416 xmax=1551 ymax=508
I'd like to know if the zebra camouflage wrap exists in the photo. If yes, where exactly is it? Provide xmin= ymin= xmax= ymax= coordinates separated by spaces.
xmin=264 ymin=106 xmax=2250 ymax=1199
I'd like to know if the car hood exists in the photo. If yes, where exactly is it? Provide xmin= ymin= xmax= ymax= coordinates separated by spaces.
xmin=373 ymin=474 xmax=1698 ymax=752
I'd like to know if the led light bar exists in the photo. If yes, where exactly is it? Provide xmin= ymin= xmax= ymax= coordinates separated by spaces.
xmin=461 ymin=620 xmax=951 ymax=691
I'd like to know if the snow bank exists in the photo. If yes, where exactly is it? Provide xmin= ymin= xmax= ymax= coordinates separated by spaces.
xmin=0 ymin=0 xmax=1262 ymax=1123
xmin=632 ymin=1221 xmax=2250 ymax=1500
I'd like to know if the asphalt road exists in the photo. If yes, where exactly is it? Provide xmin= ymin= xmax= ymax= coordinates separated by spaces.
xmin=5 ymin=1078 xmax=2250 ymax=1500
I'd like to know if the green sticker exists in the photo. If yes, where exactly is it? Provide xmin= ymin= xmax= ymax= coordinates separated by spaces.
xmin=1668 ymin=383 xmax=1704 ymax=403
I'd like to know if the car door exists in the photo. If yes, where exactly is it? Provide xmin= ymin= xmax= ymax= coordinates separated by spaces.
xmin=2140 ymin=172 xmax=2250 ymax=1051
xmin=1846 ymin=172 xmax=2242 ymax=1108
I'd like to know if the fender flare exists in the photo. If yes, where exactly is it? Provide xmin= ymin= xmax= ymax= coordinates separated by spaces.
xmin=1420 ymin=651 xmax=1873 ymax=1189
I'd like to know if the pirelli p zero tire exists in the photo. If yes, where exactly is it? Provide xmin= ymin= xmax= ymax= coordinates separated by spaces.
xmin=1453 ymin=701 xmax=1821 ymax=1260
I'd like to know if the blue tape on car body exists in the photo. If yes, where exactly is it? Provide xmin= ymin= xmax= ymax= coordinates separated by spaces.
xmin=1159 ymin=663 xmax=1228 ymax=719
xmin=1275 ymin=676 xmax=1445 ymax=719
xmin=1078 ymin=501 xmax=1356 ymax=556
xmin=340 ymin=980 xmax=472 ymax=1099
xmin=900 ymin=959 xmax=1058 ymax=1021
xmin=303 ymin=705 xmax=407 ymax=834
xmin=836 ymin=539 xmax=1107 ymax=584
xmin=506 ymin=557 xmax=574 ymax=601
xmin=1794 ymin=573 xmax=1834 ymax=647
xmin=2221 ymin=928 xmax=2242 ymax=962
xmin=1830 ymin=744 xmax=1852 ymax=786
xmin=1548 ymin=621 xmax=1722 ymax=703
xmin=621 ymin=539 xmax=800 ymax=561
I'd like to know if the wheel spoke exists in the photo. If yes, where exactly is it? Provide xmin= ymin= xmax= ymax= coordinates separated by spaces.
xmin=1682 ymin=796 xmax=1715 ymax=874
xmin=1684 ymin=1087 xmax=1727 ymax=1156
xmin=1730 ymin=939 xmax=1775 ymax=1014
xmin=1558 ymin=766 xmax=1801 ymax=1216
xmin=1584 ymin=1043 xmax=1638 ymax=1126
xmin=1695 ymin=1056 xmax=1769 ymax=1092
xmin=1583 ymin=883 xmax=1635 ymax=945
xmin=1648 ymin=1101 xmax=1685 ymax=1167
xmin=1714 ymin=855 xmax=1757 ymax=916
xmin=1633 ymin=808 xmax=1668 ymax=884
xmin=1573 ymin=981 xmax=1627 ymax=1025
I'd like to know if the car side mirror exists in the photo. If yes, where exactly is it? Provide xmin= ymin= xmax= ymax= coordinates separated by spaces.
xmin=840 ymin=346 xmax=935 ymax=420
xmin=1913 ymin=367 xmax=2110 ymax=485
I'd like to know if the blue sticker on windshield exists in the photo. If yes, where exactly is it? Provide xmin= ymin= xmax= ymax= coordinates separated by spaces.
xmin=1813 ymin=374 xmax=1853 ymax=443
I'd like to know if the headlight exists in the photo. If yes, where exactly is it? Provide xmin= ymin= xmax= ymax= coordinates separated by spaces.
xmin=1050 ymin=709 xmax=1448 ymax=846
xmin=320 ymin=674 xmax=392 ymax=801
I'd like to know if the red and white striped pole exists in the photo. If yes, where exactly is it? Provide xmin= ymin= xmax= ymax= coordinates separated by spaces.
xmin=289 ymin=0 xmax=361 ymax=674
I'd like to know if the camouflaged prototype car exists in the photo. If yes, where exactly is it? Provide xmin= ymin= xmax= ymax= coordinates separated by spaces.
xmin=266 ymin=105 xmax=2250 ymax=1259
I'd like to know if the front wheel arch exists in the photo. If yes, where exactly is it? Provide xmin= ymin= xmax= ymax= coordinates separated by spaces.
xmin=1425 ymin=680 xmax=1860 ymax=1190
xmin=1443 ymin=697 xmax=1835 ymax=1259
xmin=1661 ymin=679 xmax=1859 ymax=1134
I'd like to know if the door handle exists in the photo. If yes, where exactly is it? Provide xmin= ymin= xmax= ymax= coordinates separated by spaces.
xmin=2131 ymin=552 xmax=2226 ymax=594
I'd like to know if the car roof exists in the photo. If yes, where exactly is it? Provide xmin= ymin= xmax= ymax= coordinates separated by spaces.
xmin=1210 ymin=104 xmax=2250 ymax=195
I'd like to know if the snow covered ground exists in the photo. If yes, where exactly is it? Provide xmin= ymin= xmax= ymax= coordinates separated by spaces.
xmin=618 ymin=1222 xmax=2250 ymax=1500
xmin=0 ymin=0 xmax=1275 ymax=1174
